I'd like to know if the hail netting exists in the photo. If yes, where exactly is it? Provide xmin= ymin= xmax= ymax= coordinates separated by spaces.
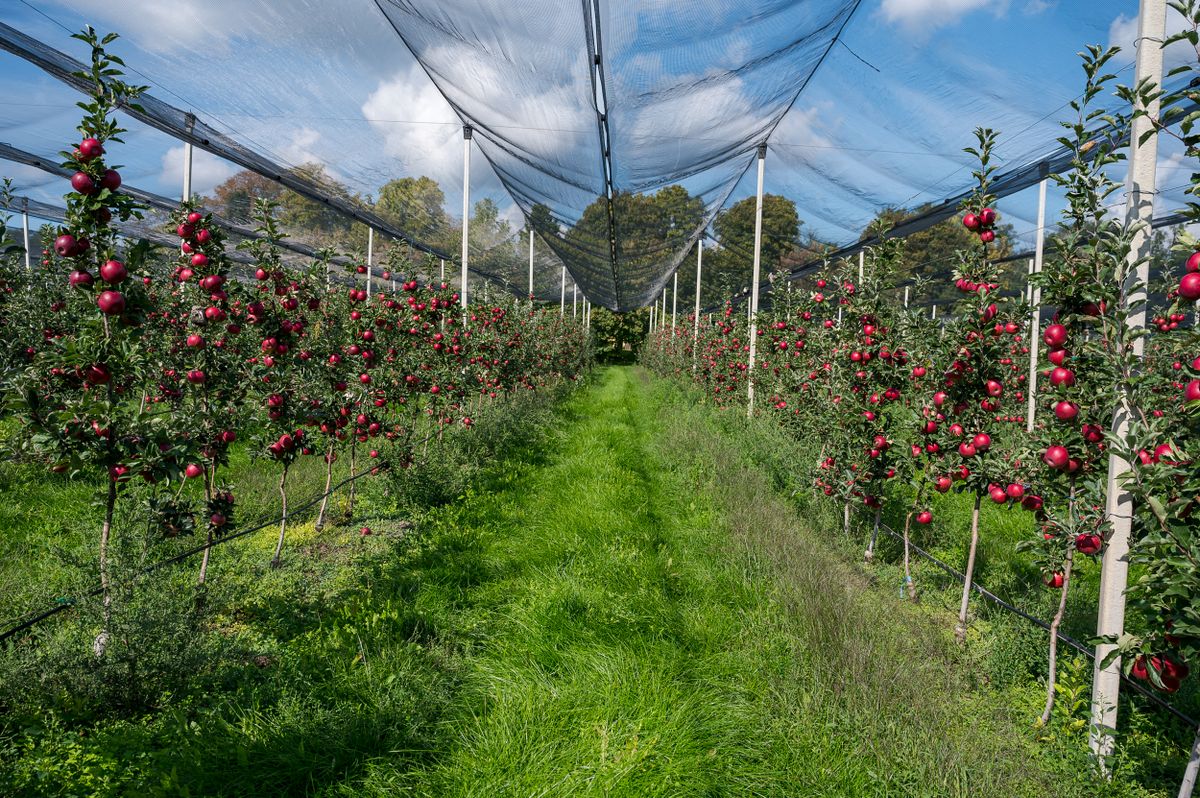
xmin=374 ymin=0 xmax=858 ymax=310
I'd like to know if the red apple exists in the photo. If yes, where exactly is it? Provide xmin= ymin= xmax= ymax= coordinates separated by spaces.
xmin=68 ymin=269 xmax=94 ymax=288
xmin=96 ymin=290 xmax=125 ymax=315
xmin=99 ymin=169 xmax=121 ymax=191
xmin=1054 ymin=400 xmax=1079 ymax=421
xmin=1043 ymin=445 xmax=1069 ymax=470
xmin=1049 ymin=367 xmax=1076 ymax=387
xmin=54 ymin=234 xmax=78 ymax=257
xmin=78 ymin=137 xmax=103 ymax=161
xmin=70 ymin=171 xmax=96 ymax=194
xmin=1075 ymin=533 xmax=1102 ymax=555
xmin=1180 ymin=272 xmax=1200 ymax=300
xmin=184 ymin=463 xmax=204 ymax=479
xmin=1043 ymin=324 xmax=1068 ymax=350
xmin=99 ymin=259 xmax=127 ymax=284
xmin=916 ymin=510 xmax=933 ymax=525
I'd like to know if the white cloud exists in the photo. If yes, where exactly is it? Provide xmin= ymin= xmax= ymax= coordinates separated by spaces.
xmin=159 ymin=144 xmax=237 ymax=198
xmin=51 ymin=0 xmax=253 ymax=54
xmin=361 ymin=62 xmax=463 ymax=186
xmin=879 ymin=0 xmax=1006 ymax=33
xmin=278 ymin=127 xmax=325 ymax=168
xmin=1108 ymin=11 xmax=1195 ymax=72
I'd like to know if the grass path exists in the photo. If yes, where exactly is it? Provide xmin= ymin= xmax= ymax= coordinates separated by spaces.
xmin=2 ymin=366 xmax=1153 ymax=796
xmin=342 ymin=366 xmax=1122 ymax=797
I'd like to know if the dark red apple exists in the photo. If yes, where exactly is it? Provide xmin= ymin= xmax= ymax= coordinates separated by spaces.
xmin=70 ymin=171 xmax=96 ymax=194
xmin=96 ymin=290 xmax=125 ymax=315
xmin=77 ymin=137 xmax=103 ymax=161
xmin=99 ymin=259 xmax=127 ymax=284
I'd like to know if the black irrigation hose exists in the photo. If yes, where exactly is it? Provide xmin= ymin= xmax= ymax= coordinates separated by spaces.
xmin=876 ymin=520 xmax=1200 ymax=729
xmin=0 ymin=448 xmax=415 ymax=646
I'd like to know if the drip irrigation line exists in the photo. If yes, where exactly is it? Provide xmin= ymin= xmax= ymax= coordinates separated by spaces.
xmin=874 ymin=520 xmax=1199 ymax=729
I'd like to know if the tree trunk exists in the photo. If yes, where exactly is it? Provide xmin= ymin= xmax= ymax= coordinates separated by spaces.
xmin=197 ymin=463 xmax=216 ymax=589
xmin=270 ymin=464 xmax=290 ymax=569
xmin=865 ymin=505 xmax=882 ymax=562
xmin=955 ymin=493 xmax=983 ymax=644
xmin=347 ymin=436 xmax=358 ymax=517
xmin=94 ymin=478 xmax=117 ymax=658
xmin=903 ymin=511 xmax=916 ymax=601
xmin=1039 ymin=549 xmax=1074 ymax=726
xmin=315 ymin=440 xmax=336 ymax=532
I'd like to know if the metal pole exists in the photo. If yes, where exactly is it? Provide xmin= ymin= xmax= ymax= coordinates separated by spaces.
xmin=182 ymin=141 xmax=193 ymax=202
xmin=672 ymin=272 xmax=678 ymax=336
xmin=573 ymin=283 xmax=578 ymax=318
xmin=693 ymin=242 xmax=703 ymax=368
xmin=746 ymin=143 xmax=767 ymax=418
xmin=528 ymin=228 xmax=534 ymax=302
xmin=1091 ymin=0 xmax=1164 ymax=767
xmin=560 ymin=265 xmax=566 ymax=317
xmin=21 ymin=206 xmax=30 ymax=271
xmin=461 ymin=126 xmax=472 ymax=310
xmin=366 ymin=227 xmax=374 ymax=297
xmin=1027 ymin=177 xmax=1048 ymax=435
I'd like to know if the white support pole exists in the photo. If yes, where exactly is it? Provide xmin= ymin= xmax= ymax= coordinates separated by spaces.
xmin=528 ymin=228 xmax=535 ymax=302
xmin=693 ymin=242 xmax=703 ymax=368
xmin=573 ymin=283 xmax=578 ymax=318
xmin=858 ymin=250 xmax=865 ymax=283
xmin=440 ymin=258 xmax=445 ymax=285
xmin=1027 ymin=176 xmax=1048 ymax=436
xmin=560 ymin=265 xmax=566 ymax=317
xmin=461 ymin=126 xmax=472 ymax=311
xmin=903 ymin=286 xmax=909 ymax=308
xmin=366 ymin=227 xmax=374 ymax=297
xmin=650 ymin=301 xmax=655 ymax=334
xmin=22 ymin=207 xmax=31 ymax=271
xmin=931 ymin=304 xmax=937 ymax=321
xmin=1091 ymin=0 xmax=1164 ymax=767
xmin=182 ymin=141 xmax=193 ymax=202
xmin=746 ymin=143 xmax=767 ymax=418
xmin=837 ymin=307 xmax=843 ymax=325
xmin=671 ymin=272 xmax=678 ymax=336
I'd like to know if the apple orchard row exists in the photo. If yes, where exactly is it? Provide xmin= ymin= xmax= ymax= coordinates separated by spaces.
xmin=645 ymin=110 xmax=1199 ymax=719
xmin=0 ymin=31 xmax=591 ymax=633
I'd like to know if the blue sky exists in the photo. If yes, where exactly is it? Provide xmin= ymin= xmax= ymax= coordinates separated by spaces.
xmin=0 ymin=0 xmax=1191 ymax=289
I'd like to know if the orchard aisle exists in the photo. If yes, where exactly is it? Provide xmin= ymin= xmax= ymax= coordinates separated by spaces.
xmin=349 ymin=366 xmax=1091 ymax=798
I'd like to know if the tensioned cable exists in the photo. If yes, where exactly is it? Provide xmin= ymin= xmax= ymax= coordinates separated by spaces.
xmin=0 ymin=20 xmax=454 ymax=262
xmin=873 ymin=520 xmax=1199 ymax=730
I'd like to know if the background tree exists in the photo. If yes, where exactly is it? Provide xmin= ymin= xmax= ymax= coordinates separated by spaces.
xmin=707 ymin=194 xmax=800 ymax=304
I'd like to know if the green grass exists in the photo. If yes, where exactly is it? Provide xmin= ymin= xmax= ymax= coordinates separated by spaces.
xmin=0 ymin=367 xmax=1180 ymax=795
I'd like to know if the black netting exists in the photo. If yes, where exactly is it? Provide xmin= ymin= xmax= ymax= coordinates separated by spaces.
xmin=0 ymin=2 xmax=1194 ymax=312
xmin=374 ymin=0 xmax=859 ymax=309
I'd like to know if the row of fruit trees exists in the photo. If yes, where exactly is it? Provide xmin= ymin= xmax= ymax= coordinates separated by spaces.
xmin=0 ymin=30 xmax=592 ymax=652
xmin=643 ymin=31 xmax=1200 ymax=762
